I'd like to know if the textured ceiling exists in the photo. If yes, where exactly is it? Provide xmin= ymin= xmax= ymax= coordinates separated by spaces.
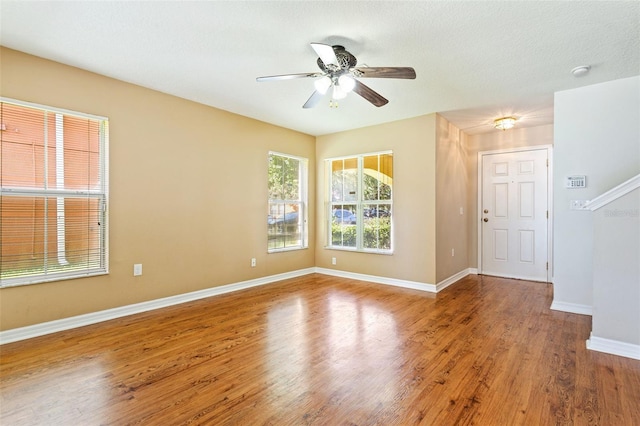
xmin=1 ymin=1 xmax=638 ymax=136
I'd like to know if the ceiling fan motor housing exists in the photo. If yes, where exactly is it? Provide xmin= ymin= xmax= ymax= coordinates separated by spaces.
xmin=317 ymin=45 xmax=357 ymax=73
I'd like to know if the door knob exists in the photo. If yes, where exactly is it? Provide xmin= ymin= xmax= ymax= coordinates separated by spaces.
xmin=483 ymin=218 xmax=489 ymax=222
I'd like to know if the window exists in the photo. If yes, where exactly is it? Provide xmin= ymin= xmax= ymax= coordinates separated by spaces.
xmin=328 ymin=151 xmax=392 ymax=253
xmin=268 ymin=152 xmax=307 ymax=251
xmin=0 ymin=98 xmax=109 ymax=287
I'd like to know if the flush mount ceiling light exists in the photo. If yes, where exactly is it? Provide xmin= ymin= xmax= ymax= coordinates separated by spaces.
xmin=494 ymin=117 xmax=517 ymax=130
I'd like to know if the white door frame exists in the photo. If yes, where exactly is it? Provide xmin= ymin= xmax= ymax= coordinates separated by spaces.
xmin=477 ymin=145 xmax=554 ymax=282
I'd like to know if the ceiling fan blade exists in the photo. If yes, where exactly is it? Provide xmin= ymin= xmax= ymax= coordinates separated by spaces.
xmin=310 ymin=42 xmax=339 ymax=66
xmin=256 ymin=72 xmax=321 ymax=82
xmin=302 ymin=90 xmax=325 ymax=109
xmin=352 ymin=80 xmax=389 ymax=107
xmin=354 ymin=67 xmax=416 ymax=79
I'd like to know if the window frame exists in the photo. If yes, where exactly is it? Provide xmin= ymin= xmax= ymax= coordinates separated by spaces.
xmin=326 ymin=150 xmax=393 ymax=254
xmin=267 ymin=151 xmax=308 ymax=253
xmin=0 ymin=97 xmax=109 ymax=287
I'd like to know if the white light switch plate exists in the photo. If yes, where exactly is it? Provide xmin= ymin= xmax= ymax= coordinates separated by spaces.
xmin=570 ymin=200 xmax=588 ymax=210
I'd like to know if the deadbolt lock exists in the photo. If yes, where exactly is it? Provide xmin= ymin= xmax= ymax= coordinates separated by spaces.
xmin=484 ymin=209 xmax=489 ymax=214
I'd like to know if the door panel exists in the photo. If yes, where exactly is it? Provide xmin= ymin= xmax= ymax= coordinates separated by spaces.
xmin=493 ymin=229 xmax=508 ymax=261
xmin=494 ymin=183 xmax=508 ymax=217
xmin=519 ymin=230 xmax=534 ymax=263
xmin=481 ymin=149 xmax=548 ymax=281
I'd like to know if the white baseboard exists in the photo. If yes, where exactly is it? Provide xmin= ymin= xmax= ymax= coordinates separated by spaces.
xmin=436 ymin=268 xmax=477 ymax=292
xmin=0 ymin=268 xmax=316 ymax=345
xmin=587 ymin=334 xmax=640 ymax=360
xmin=315 ymin=267 xmax=437 ymax=292
xmin=316 ymin=267 xmax=476 ymax=294
xmin=550 ymin=300 xmax=593 ymax=316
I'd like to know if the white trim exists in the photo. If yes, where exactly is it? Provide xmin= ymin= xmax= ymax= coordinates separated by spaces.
xmin=325 ymin=149 xmax=393 ymax=162
xmin=550 ymin=300 xmax=593 ymax=316
xmin=436 ymin=268 xmax=477 ymax=292
xmin=477 ymin=145 xmax=553 ymax=281
xmin=480 ymin=271 xmax=550 ymax=283
xmin=315 ymin=267 xmax=437 ymax=292
xmin=586 ymin=334 xmax=640 ymax=360
xmin=0 ymin=268 xmax=315 ymax=345
xmin=585 ymin=174 xmax=640 ymax=211
xmin=0 ymin=96 xmax=109 ymax=121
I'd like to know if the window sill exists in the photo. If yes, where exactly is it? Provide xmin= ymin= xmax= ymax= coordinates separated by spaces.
xmin=324 ymin=246 xmax=393 ymax=255
xmin=268 ymin=246 xmax=309 ymax=254
xmin=0 ymin=270 xmax=108 ymax=289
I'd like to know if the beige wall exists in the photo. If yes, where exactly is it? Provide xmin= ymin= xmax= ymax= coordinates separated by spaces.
xmin=466 ymin=124 xmax=553 ymax=268
xmin=0 ymin=48 xmax=316 ymax=330
xmin=435 ymin=115 xmax=469 ymax=282
xmin=315 ymin=115 xmax=437 ymax=284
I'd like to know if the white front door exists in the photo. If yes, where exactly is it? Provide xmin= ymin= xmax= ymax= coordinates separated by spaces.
xmin=480 ymin=148 xmax=549 ymax=282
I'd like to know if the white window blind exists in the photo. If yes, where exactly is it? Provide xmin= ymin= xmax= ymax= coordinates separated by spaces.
xmin=0 ymin=98 xmax=109 ymax=287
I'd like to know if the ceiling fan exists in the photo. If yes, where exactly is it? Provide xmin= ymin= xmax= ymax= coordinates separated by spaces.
xmin=256 ymin=43 xmax=416 ymax=108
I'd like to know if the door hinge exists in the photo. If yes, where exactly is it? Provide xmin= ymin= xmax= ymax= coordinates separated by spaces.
xmin=546 ymin=262 xmax=549 ymax=270
xmin=546 ymin=210 xmax=548 ymax=219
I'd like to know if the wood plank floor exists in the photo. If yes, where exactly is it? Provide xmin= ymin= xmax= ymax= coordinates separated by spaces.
xmin=1 ymin=274 xmax=639 ymax=425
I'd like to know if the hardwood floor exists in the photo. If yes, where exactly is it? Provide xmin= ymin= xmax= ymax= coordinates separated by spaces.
xmin=1 ymin=274 xmax=639 ymax=425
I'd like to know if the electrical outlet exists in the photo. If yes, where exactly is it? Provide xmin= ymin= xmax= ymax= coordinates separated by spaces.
xmin=331 ymin=257 xmax=337 ymax=265
xmin=251 ymin=258 xmax=256 ymax=267
xmin=460 ymin=207 xmax=464 ymax=215
xmin=133 ymin=264 xmax=142 ymax=276
xmin=451 ymin=249 xmax=455 ymax=257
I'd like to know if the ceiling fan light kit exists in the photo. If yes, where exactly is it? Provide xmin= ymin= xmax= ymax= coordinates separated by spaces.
xmin=337 ymin=74 xmax=356 ymax=92
xmin=257 ymin=42 xmax=416 ymax=108
xmin=332 ymin=84 xmax=348 ymax=100
xmin=494 ymin=116 xmax=517 ymax=130
xmin=314 ymin=76 xmax=332 ymax=94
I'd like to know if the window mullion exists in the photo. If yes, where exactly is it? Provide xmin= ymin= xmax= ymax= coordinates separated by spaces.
xmin=0 ymin=188 xmax=104 ymax=198
xmin=356 ymin=156 xmax=364 ymax=250
xmin=55 ymin=113 xmax=69 ymax=266
xmin=43 ymin=112 xmax=49 ymax=273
